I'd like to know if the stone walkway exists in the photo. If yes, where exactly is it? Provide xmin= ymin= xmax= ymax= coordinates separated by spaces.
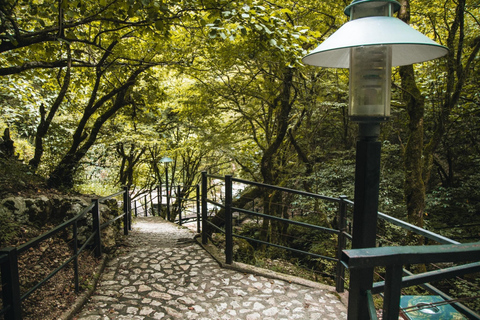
xmin=74 ymin=217 xmax=348 ymax=320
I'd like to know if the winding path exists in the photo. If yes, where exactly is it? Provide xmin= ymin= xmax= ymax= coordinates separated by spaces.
xmin=74 ymin=216 xmax=348 ymax=319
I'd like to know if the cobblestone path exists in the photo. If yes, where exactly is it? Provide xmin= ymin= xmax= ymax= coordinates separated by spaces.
xmin=74 ymin=217 xmax=347 ymax=320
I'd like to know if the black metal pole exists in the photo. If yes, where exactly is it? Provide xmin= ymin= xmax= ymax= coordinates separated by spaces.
xmin=347 ymin=122 xmax=382 ymax=320
xmin=196 ymin=184 xmax=201 ymax=233
xmin=225 ymin=175 xmax=233 ymax=265
xmin=123 ymin=186 xmax=129 ymax=235
xmin=144 ymin=194 xmax=148 ymax=217
xmin=201 ymin=171 xmax=208 ymax=245
xmin=92 ymin=198 xmax=102 ymax=258
xmin=336 ymin=195 xmax=348 ymax=293
xmin=178 ymin=185 xmax=182 ymax=226
xmin=157 ymin=184 xmax=161 ymax=216
xmin=0 ymin=247 xmax=22 ymax=320
xmin=165 ymin=165 xmax=170 ymax=221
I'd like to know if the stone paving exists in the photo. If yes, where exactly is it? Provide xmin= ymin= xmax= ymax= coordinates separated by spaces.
xmin=74 ymin=216 xmax=348 ymax=320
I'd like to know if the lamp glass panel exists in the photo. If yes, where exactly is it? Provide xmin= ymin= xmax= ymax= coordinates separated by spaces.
xmin=349 ymin=45 xmax=392 ymax=119
xmin=350 ymin=2 xmax=393 ymax=19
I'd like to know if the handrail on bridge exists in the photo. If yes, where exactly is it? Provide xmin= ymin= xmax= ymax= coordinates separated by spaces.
xmin=0 ymin=186 xmax=133 ymax=320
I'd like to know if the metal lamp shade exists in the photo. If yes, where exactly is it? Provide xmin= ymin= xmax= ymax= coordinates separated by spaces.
xmin=159 ymin=156 xmax=173 ymax=163
xmin=302 ymin=16 xmax=448 ymax=68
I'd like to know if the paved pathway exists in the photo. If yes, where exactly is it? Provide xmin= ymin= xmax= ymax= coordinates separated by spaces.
xmin=74 ymin=217 xmax=347 ymax=320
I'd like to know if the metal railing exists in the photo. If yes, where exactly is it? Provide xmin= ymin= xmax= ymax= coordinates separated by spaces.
xmin=130 ymin=184 xmax=200 ymax=233
xmin=342 ymin=242 xmax=480 ymax=320
xmin=200 ymin=172 xmax=349 ymax=292
xmin=199 ymin=171 xmax=480 ymax=319
xmin=0 ymin=187 xmax=132 ymax=320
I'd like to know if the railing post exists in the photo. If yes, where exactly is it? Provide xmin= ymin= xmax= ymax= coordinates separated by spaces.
xmin=382 ymin=264 xmax=403 ymax=320
xmin=144 ymin=194 xmax=148 ymax=217
xmin=201 ymin=171 xmax=208 ymax=245
xmin=177 ymin=185 xmax=182 ymax=226
xmin=150 ymin=190 xmax=154 ymax=216
xmin=128 ymin=189 xmax=132 ymax=231
xmin=123 ymin=186 xmax=129 ymax=235
xmin=92 ymin=198 xmax=102 ymax=258
xmin=157 ymin=184 xmax=161 ymax=216
xmin=73 ymin=221 xmax=79 ymax=293
xmin=225 ymin=175 xmax=233 ymax=265
xmin=1 ymin=247 xmax=22 ymax=320
xmin=336 ymin=195 xmax=348 ymax=293
xmin=196 ymin=184 xmax=201 ymax=233
xmin=134 ymin=200 xmax=138 ymax=217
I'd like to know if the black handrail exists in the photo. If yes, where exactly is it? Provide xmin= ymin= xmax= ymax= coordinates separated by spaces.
xmin=233 ymin=177 xmax=340 ymax=203
xmin=199 ymin=171 xmax=480 ymax=319
xmin=0 ymin=187 xmax=132 ymax=320
xmin=200 ymin=171 xmax=348 ymax=292
xmin=342 ymin=243 xmax=480 ymax=320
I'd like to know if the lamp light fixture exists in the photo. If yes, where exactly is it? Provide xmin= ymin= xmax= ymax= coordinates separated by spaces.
xmin=302 ymin=0 xmax=448 ymax=122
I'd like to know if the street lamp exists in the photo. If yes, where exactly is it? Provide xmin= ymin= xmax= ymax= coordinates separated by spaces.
xmin=302 ymin=0 xmax=447 ymax=319
xmin=160 ymin=156 xmax=174 ymax=221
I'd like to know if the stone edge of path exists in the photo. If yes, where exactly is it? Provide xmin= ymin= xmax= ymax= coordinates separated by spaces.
xmin=195 ymin=236 xmax=349 ymax=307
xmin=58 ymin=256 xmax=108 ymax=320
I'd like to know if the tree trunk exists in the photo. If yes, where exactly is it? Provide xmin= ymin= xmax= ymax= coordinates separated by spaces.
xmin=47 ymin=65 xmax=148 ymax=189
xmin=29 ymin=46 xmax=71 ymax=171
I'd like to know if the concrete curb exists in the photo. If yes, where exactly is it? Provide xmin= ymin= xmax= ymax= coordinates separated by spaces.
xmin=195 ymin=236 xmax=349 ymax=306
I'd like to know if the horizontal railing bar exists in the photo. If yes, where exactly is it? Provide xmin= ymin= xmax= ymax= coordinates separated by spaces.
xmin=234 ymin=207 xmax=340 ymax=235
xmin=342 ymin=242 xmax=480 ymax=269
xmin=100 ymin=213 xmax=125 ymax=230
xmin=18 ymin=202 xmax=95 ymax=254
xmin=207 ymin=199 xmax=225 ymax=209
xmin=21 ymin=254 xmax=76 ymax=301
xmin=205 ymin=220 xmax=224 ymax=233
xmin=206 ymin=174 xmax=225 ymax=180
xmin=402 ymin=268 xmax=480 ymax=320
xmin=378 ymin=211 xmax=460 ymax=245
xmin=234 ymin=233 xmax=338 ymax=262
xmin=98 ymin=190 xmax=125 ymax=202
xmin=78 ymin=233 xmax=96 ymax=255
xmin=372 ymin=261 xmax=480 ymax=294
xmin=232 ymin=177 xmax=340 ymax=203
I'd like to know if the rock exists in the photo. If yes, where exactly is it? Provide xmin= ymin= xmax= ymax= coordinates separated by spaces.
xmin=0 ymin=194 xmax=123 ymax=250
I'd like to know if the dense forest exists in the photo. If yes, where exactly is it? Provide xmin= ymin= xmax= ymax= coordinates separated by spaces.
xmin=1 ymin=0 xmax=479 ymax=314
xmin=1 ymin=0 xmax=479 ymax=283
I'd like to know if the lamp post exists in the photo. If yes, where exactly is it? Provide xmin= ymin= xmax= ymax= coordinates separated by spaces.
xmin=302 ymin=0 xmax=447 ymax=319
xmin=160 ymin=156 xmax=174 ymax=221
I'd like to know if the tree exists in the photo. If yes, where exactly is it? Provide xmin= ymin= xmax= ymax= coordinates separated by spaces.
xmin=398 ymin=0 xmax=480 ymax=230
